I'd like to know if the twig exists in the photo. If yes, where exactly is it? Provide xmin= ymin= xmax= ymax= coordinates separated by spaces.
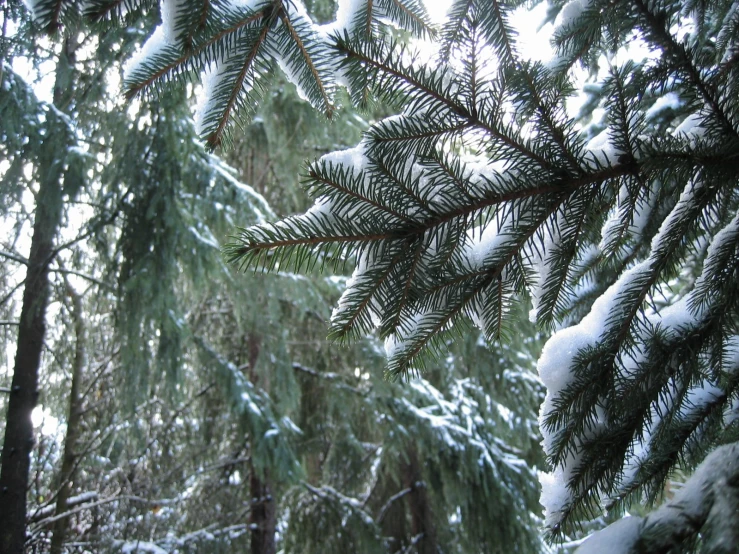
xmin=376 ymin=487 xmax=412 ymax=523
xmin=51 ymin=268 xmax=113 ymax=290
xmin=399 ymin=533 xmax=425 ymax=554
xmin=0 ymin=250 xmax=27 ymax=264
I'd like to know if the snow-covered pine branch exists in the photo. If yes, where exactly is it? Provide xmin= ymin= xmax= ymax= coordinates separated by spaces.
xmin=120 ymin=0 xmax=433 ymax=146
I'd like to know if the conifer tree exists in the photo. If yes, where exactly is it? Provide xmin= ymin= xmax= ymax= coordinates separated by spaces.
xmin=0 ymin=14 xmax=84 ymax=550
xmin=125 ymin=0 xmax=739 ymax=550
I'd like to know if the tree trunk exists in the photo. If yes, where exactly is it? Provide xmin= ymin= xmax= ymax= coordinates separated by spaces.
xmin=403 ymin=448 xmax=437 ymax=554
xmin=249 ymin=466 xmax=276 ymax=554
xmin=49 ymin=285 xmax=85 ymax=554
xmin=0 ymin=36 xmax=76 ymax=553
xmin=245 ymin=333 xmax=277 ymax=554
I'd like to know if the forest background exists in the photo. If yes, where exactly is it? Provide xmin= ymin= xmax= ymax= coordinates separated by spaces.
xmin=2 ymin=0 xmax=738 ymax=552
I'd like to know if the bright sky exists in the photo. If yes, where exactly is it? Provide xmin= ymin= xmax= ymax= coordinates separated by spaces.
xmin=425 ymin=0 xmax=554 ymax=61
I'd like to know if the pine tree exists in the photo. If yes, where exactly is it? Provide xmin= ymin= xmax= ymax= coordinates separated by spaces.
xmin=124 ymin=0 xmax=739 ymax=550
xmin=0 ymin=14 xmax=84 ymax=550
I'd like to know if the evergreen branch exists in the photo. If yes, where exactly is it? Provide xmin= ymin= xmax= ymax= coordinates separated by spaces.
xmin=227 ymin=230 xmax=396 ymax=268
xmin=292 ymin=363 xmax=367 ymax=395
xmin=49 ymin=186 xmax=132 ymax=260
xmin=365 ymin=0 xmax=374 ymax=37
xmin=424 ymin=152 xmax=475 ymax=203
xmin=548 ymin=0 xmax=623 ymax=74
xmin=635 ymin=443 xmax=739 ymax=553
xmin=0 ymin=250 xmax=27 ymax=264
xmin=517 ymin=64 xmax=583 ymax=174
xmin=543 ymin=184 xmax=737 ymax=531
xmin=613 ymin=378 xmax=729 ymax=507
xmin=337 ymin=34 xmax=556 ymax=168
xmin=301 ymin=483 xmax=376 ymax=526
xmin=604 ymin=182 xmax=724 ymax=354
xmin=50 ymin=268 xmax=114 ymax=291
xmin=552 ymin=31 xmax=595 ymax=75
xmin=381 ymin=240 xmax=424 ymax=336
xmin=307 ymin=163 xmax=415 ymax=223
xmin=388 ymin=191 xmax=569 ymax=376
xmin=49 ymin=0 xmax=64 ymax=33
xmin=386 ymin=0 xmax=434 ymax=37
xmin=419 ymin=164 xmax=633 ymax=235
xmin=439 ymin=0 xmax=474 ymax=62
xmin=367 ymin=117 xmax=469 ymax=161
xmin=183 ymin=0 xmax=212 ymax=49
xmin=334 ymin=35 xmax=469 ymax=117
xmin=535 ymin=186 xmax=600 ymax=328
xmin=125 ymin=10 xmax=266 ymax=99
xmin=494 ymin=274 xmax=504 ymax=340
xmin=717 ymin=50 xmax=739 ymax=80
xmin=489 ymin=0 xmax=515 ymax=64
xmin=375 ymin=487 xmax=412 ymax=523
xmin=330 ymin=247 xmax=408 ymax=340
xmin=84 ymin=0 xmax=126 ymax=21
xmin=200 ymin=0 xmax=210 ymax=28
xmin=474 ymin=111 xmax=554 ymax=170
xmin=549 ymin=179 xmax=725 ymax=438
xmin=369 ymin=156 xmax=437 ymax=217
xmin=206 ymin=18 xmax=272 ymax=147
xmin=0 ymin=280 xmax=26 ymax=310
xmin=242 ymin=234 xmax=395 ymax=251
xmin=466 ymin=19 xmax=479 ymax=119
xmin=276 ymin=6 xmax=333 ymax=116
xmin=633 ymin=0 xmax=739 ymax=137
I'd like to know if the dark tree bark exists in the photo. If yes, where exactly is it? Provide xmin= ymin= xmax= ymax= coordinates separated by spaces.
xmin=49 ymin=285 xmax=85 ymax=554
xmin=249 ymin=466 xmax=277 ymax=554
xmin=0 ymin=37 xmax=76 ymax=553
xmin=245 ymin=333 xmax=277 ymax=554
xmin=403 ymin=448 xmax=437 ymax=554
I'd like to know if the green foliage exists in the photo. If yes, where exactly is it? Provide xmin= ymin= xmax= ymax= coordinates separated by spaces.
xmin=283 ymin=324 xmax=545 ymax=554
xmin=120 ymin=0 xmax=432 ymax=147
xmin=126 ymin=0 xmax=739 ymax=548
xmin=5 ymin=3 xmax=546 ymax=552
xmin=12 ymin=0 xmax=739 ymax=549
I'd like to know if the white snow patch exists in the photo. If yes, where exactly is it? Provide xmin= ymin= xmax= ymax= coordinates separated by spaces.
xmin=673 ymin=112 xmax=706 ymax=140
xmin=321 ymin=143 xmax=368 ymax=174
xmin=124 ymin=26 xmax=169 ymax=84
xmin=194 ymin=60 xmax=240 ymax=138
xmin=120 ymin=541 xmax=168 ymax=554
xmin=645 ymin=92 xmax=683 ymax=121
xmin=584 ymin=128 xmax=623 ymax=166
xmin=160 ymin=0 xmax=189 ymax=42
xmin=328 ymin=0 xmax=367 ymax=34
xmin=575 ymin=516 xmax=642 ymax=554
xmin=189 ymin=226 xmax=219 ymax=249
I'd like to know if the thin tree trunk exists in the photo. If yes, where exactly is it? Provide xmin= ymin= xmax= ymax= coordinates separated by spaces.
xmin=403 ymin=448 xmax=437 ymax=554
xmin=0 ymin=36 xmax=76 ymax=553
xmin=249 ymin=465 xmax=276 ymax=554
xmin=245 ymin=333 xmax=276 ymax=554
xmin=49 ymin=285 xmax=85 ymax=554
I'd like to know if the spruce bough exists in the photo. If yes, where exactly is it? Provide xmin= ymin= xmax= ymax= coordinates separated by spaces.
xmin=116 ymin=0 xmax=738 ymax=548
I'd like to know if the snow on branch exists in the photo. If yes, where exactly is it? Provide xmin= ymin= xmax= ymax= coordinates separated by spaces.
xmin=539 ymin=198 xmax=739 ymax=530
xmin=576 ymin=442 xmax=739 ymax=554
